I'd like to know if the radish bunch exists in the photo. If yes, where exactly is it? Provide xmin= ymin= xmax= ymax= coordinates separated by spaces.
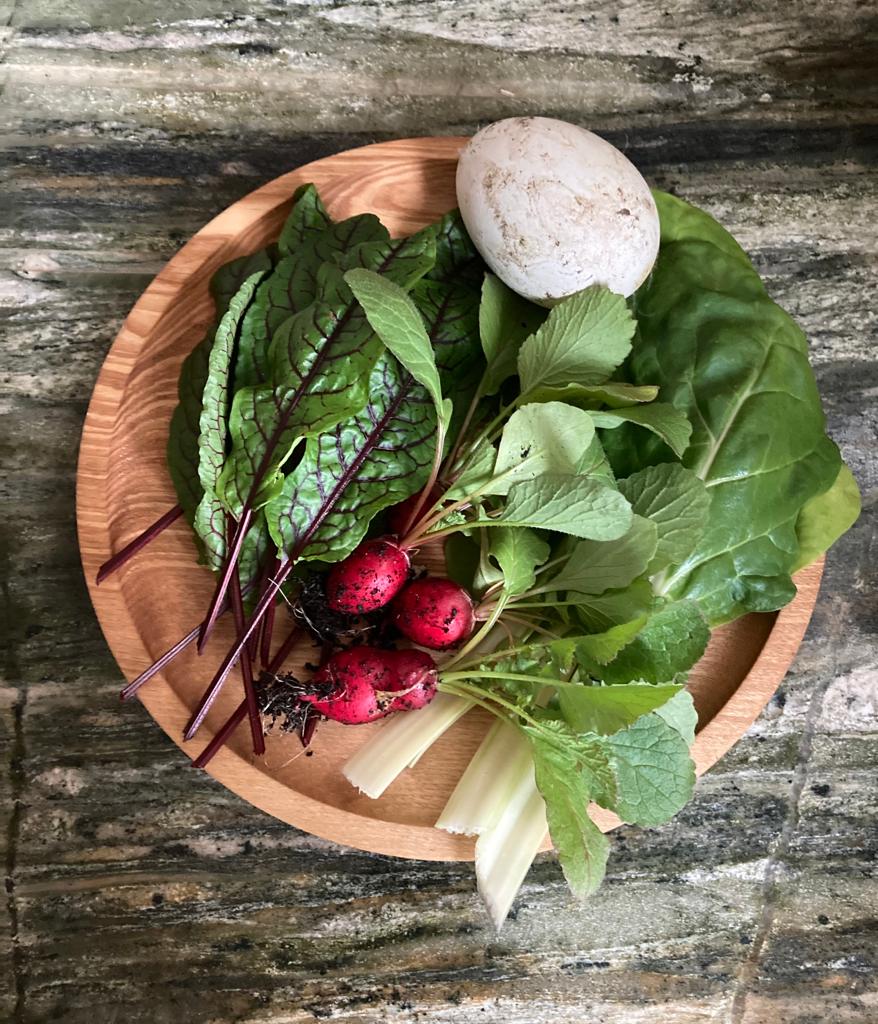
xmin=297 ymin=534 xmax=475 ymax=726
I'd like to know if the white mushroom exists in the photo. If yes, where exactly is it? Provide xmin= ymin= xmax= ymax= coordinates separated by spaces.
xmin=456 ymin=116 xmax=660 ymax=305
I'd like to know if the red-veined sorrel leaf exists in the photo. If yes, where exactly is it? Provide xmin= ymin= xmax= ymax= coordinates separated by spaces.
xmin=190 ymin=268 xmax=268 ymax=568
xmin=236 ymin=207 xmax=390 ymax=389
xmin=424 ymin=209 xmax=484 ymax=291
xmin=266 ymin=351 xmax=438 ymax=562
xmin=197 ymin=269 xmax=268 ymax=496
xmin=166 ymin=251 xmax=273 ymax=526
xmin=198 ymin=228 xmax=437 ymax=649
xmin=217 ymin=229 xmax=438 ymax=517
xmin=277 ymin=182 xmax=332 ymax=257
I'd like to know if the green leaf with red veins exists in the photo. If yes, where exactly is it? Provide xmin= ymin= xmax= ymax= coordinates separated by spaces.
xmin=425 ymin=209 xmax=484 ymax=289
xmin=236 ymin=210 xmax=390 ymax=389
xmin=168 ymin=337 xmax=211 ymax=525
xmin=216 ymin=230 xmax=437 ymax=517
xmin=277 ymin=182 xmax=333 ymax=257
xmin=210 ymin=247 xmax=274 ymax=313
xmin=192 ymin=494 xmax=227 ymax=571
xmin=197 ymin=270 xmax=268 ymax=498
xmin=266 ymin=352 xmax=437 ymax=563
xmin=167 ymin=252 xmax=273 ymax=526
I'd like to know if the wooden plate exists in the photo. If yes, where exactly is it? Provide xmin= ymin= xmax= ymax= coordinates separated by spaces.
xmin=76 ymin=138 xmax=824 ymax=861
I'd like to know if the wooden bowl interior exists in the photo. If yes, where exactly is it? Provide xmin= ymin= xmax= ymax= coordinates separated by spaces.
xmin=77 ymin=138 xmax=822 ymax=861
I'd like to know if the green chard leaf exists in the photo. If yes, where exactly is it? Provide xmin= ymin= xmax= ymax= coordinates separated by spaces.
xmin=217 ymin=230 xmax=437 ymax=517
xmin=546 ymin=515 xmax=658 ymax=596
xmin=559 ymin=681 xmax=683 ymax=736
xmin=488 ymin=402 xmax=597 ymax=496
xmin=479 ymin=274 xmax=546 ymax=396
xmin=491 ymin=474 xmax=633 ymax=541
xmin=624 ymin=191 xmax=851 ymax=624
xmin=591 ymin=403 xmax=693 ymax=459
xmin=526 ymin=730 xmax=610 ymax=899
xmin=618 ymin=463 xmax=710 ymax=575
xmin=345 ymin=268 xmax=452 ymax=432
xmin=266 ymin=352 xmax=437 ymax=563
xmin=792 ymin=463 xmax=861 ymax=572
xmin=600 ymin=600 xmax=710 ymax=685
xmin=517 ymin=287 xmax=636 ymax=394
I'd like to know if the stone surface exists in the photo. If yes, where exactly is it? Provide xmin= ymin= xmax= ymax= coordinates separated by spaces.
xmin=1 ymin=2 xmax=876 ymax=1021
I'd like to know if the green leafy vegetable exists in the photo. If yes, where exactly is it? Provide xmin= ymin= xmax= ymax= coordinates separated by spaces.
xmin=485 ymin=528 xmax=551 ymax=597
xmin=266 ymin=352 xmax=437 ymax=563
xmin=559 ymin=681 xmax=682 ymax=736
xmin=527 ymin=730 xmax=610 ymax=898
xmin=625 ymin=191 xmax=851 ymax=624
xmin=575 ymin=580 xmax=657 ymax=632
xmin=479 ymin=273 xmax=545 ymax=396
xmin=488 ymin=402 xmax=597 ymax=495
xmin=792 ymin=464 xmax=861 ymax=572
xmin=546 ymin=515 xmax=658 ymax=595
xmin=654 ymin=689 xmax=698 ymax=745
xmin=529 ymin=381 xmax=659 ymax=408
xmin=237 ymin=209 xmax=390 ymax=389
xmin=600 ymin=600 xmax=710 ymax=685
xmin=494 ymin=474 xmax=633 ymax=541
xmin=573 ymin=617 xmax=648 ymax=666
xmin=517 ymin=286 xmax=635 ymax=393
xmin=345 ymin=268 xmax=452 ymax=432
xmin=618 ymin=463 xmax=709 ymax=575
xmin=605 ymin=714 xmax=695 ymax=825
xmin=218 ymin=231 xmax=437 ymax=517
xmin=591 ymin=403 xmax=692 ymax=459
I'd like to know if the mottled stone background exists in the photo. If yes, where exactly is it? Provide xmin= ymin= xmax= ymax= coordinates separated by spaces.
xmin=1 ymin=2 xmax=876 ymax=1022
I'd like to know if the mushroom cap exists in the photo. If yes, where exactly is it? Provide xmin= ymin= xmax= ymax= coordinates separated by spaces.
xmin=456 ymin=116 xmax=660 ymax=305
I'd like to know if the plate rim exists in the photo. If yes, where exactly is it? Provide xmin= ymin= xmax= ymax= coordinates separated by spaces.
xmin=76 ymin=137 xmax=824 ymax=862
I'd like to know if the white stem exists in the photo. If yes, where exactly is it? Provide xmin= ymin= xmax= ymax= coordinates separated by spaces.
xmin=473 ymin=736 xmax=548 ymax=930
xmin=342 ymin=692 xmax=471 ymax=799
xmin=437 ymin=719 xmax=524 ymax=835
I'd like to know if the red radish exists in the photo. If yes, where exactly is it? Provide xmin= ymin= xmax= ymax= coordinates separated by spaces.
xmin=387 ymin=485 xmax=442 ymax=536
xmin=303 ymin=647 xmax=400 ymax=724
xmin=325 ymin=538 xmax=410 ymax=614
xmin=384 ymin=649 xmax=439 ymax=711
xmin=391 ymin=578 xmax=475 ymax=650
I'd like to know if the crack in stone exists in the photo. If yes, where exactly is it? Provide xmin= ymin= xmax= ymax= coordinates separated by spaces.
xmin=5 ymin=691 xmax=27 ymax=1024
xmin=728 ymin=650 xmax=836 ymax=1023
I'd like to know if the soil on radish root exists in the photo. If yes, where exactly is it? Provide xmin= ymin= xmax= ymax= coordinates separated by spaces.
xmin=294 ymin=574 xmax=383 ymax=647
xmin=256 ymin=670 xmax=335 ymax=735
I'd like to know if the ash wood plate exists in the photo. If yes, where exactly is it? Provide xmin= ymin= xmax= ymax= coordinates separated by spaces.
xmin=76 ymin=138 xmax=824 ymax=861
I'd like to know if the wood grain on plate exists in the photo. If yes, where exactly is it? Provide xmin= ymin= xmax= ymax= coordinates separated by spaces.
xmin=76 ymin=138 xmax=823 ymax=861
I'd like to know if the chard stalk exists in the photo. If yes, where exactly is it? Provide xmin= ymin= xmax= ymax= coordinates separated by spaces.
xmin=465 ymin=725 xmax=547 ymax=930
xmin=437 ymin=719 xmax=525 ymax=835
xmin=342 ymin=692 xmax=472 ymax=799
